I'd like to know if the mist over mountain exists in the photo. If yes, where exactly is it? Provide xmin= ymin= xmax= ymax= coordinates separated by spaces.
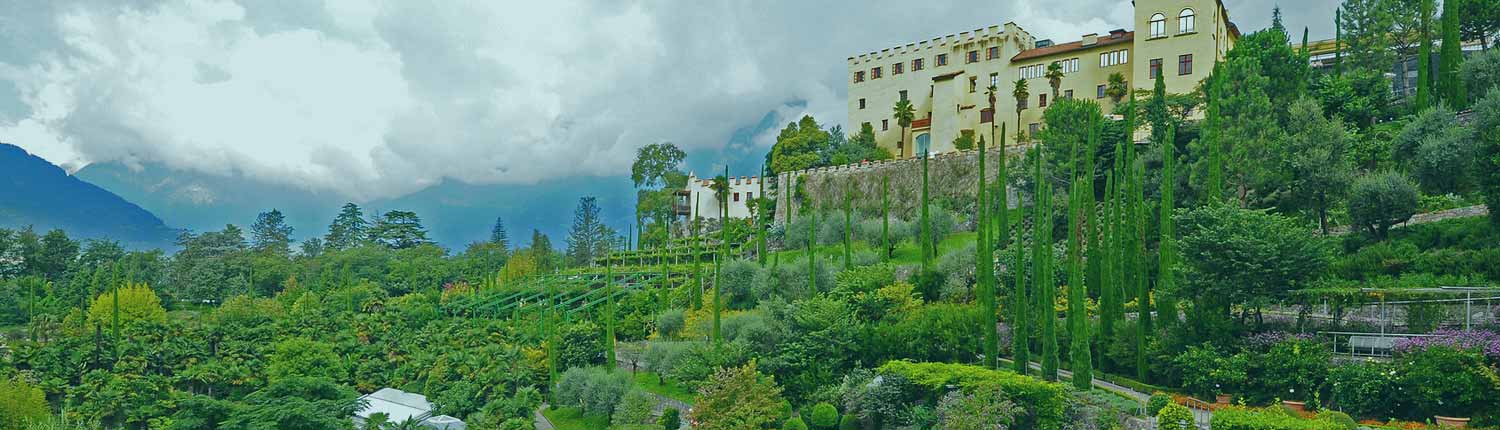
xmin=73 ymin=160 xmax=637 ymax=250
xmin=0 ymin=143 xmax=178 ymax=248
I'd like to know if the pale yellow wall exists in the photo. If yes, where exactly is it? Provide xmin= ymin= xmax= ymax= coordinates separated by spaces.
xmin=1131 ymin=0 xmax=1236 ymax=96
xmin=847 ymin=23 xmax=1032 ymax=158
xmin=1010 ymin=40 xmax=1135 ymax=142
xmin=846 ymin=1 xmax=1236 ymax=156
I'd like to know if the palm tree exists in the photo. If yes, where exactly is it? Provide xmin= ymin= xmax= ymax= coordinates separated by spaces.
xmin=986 ymin=84 xmax=999 ymax=147
xmin=893 ymin=99 xmax=915 ymax=158
xmin=1045 ymin=62 xmax=1064 ymax=100
xmin=1012 ymin=79 xmax=1029 ymax=142
xmin=1106 ymin=72 xmax=1128 ymax=103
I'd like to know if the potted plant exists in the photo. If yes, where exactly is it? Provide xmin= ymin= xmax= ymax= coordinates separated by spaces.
xmin=1433 ymin=416 xmax=1470 ymax=429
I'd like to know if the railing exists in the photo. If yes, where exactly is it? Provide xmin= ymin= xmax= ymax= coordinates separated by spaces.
xmin=1317 ymin=331 xmax=1442 ymax=359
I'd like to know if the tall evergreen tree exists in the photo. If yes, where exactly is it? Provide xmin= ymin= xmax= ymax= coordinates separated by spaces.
xmin=713 ymin=167 xmax=729 ymax=344
xmin=978 ymin=121 xmax=996 ymax=369
xmin=1036 ymin=144 xmax=1059 ymax=382
xmin=758 ymin=164 xmax=768 ymax=266
xmin=921 ymin=149 xmax=932 ymax=273
xmin=882 ymin=175 xmax=891 ymax=261
xmin=370 ymin=211 xmax=430 ymax=250
xmin=490 ymin=216 xmax=509 ymax=249
xmin=1440 ymin=0 xmax=1468 ymax=107
xmin=565 ymin=197 xmax=616 ymax=267
xmin=251 ymin=209 xmax=293 ymax=255
xmin=1418 ymin=0 xmax=1436 ymax=109
xmin=1067 ymin=117 xmax=1096 ymax=390
xmin=1158 ymin=125 xmax=1179 ymax=329
xmin=324 ymin=203 xmax=367 ymax=250
xmin=843 ymin=180 xmax=852 ymax=270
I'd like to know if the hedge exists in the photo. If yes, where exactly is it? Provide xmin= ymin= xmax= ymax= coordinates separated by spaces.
xmin=877 ymin=360 xmax=1069 ymax=429
xmin=1209 ymin=407 xmax=1344 ymax=430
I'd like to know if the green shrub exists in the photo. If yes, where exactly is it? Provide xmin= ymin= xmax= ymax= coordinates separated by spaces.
xmin=1412 ymin=126 xmax=1477 ymax=195
xmin=832 ymin=263 xmax=896 ymax=295
xmin=553 ymin=367 xmax=631 ymax=417
xmin=808 ymin=402 xmax=839 ymax=429
xmin=1396 ymin=346 xmax=1499 ymax=422
xmin=876 ymin=361 xmax=1069 ymax=430
xmin=1326 ymin=361 xmax=1398 ymax=420
xmin=655 ymin=309 xmax=685 ymax=339
xmin=1314 ymin=410 xmax=1357 ymax=430
xmin=782 ymin=416 xmax=809 ymax=430
xmin=837 ymin=414 xmax=858 ymax=430
xmin=1147 ymin=392 xmax=1172 ymax=416
xmin=1156 ymin=403 xmax=1195 ymax=430
xmin=1246 ymin=338 xmax=1329 ymax=405
xmin=1208 ymin=407 xmax=1344 ymax=430
xmin=658 ymin=407 xmax=680 ymax=430
xmin=1332 ymin=241 xmax=1418 ymax=281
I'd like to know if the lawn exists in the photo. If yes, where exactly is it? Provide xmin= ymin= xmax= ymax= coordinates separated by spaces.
xmin=633 ymin=371 xmax=696 ymax=404
xmin=541 ymin=406 xmax=609 ymax=430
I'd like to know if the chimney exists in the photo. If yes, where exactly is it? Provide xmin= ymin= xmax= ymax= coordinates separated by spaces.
xmin=1109 ymin=28 xmax=1127 ymax=38
xmin=1081 ymin=33 xmax=1099 ymax=46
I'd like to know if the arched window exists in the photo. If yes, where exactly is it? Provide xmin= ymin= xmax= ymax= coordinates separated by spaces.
xmin=1179 ymin=9 xmax=1196 ymax=33
xmin=1150 ymin=13 xmax=1166 ymax=38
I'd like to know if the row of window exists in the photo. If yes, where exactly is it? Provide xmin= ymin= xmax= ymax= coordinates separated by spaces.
xmin=852 ymin=45 xmax=1005 ymax=83
xmin=1146 ymin=54 xmax=1194 ymax=79
xmin=1149 ymin=9 xmax=1197 ymax=38
xmin=1100 ymin=49 xmax=1129 ymax=67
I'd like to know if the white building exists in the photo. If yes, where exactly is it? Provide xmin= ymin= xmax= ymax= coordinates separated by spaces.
xmin=677 ymin=172 xmax=762 ymax=220
xmin=353 ymin=388 xmax=465 ymax=430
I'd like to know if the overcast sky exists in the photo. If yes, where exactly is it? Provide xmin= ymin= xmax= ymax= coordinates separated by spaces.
xmin=0 ymin=0 xmax=1339 ymax=200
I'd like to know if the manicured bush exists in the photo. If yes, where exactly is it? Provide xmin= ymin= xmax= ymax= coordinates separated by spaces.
xmin=876 ymin=361 xmax=1069 ymax=430
xmin=782 ymin=416 xmax=808 ymax=430
xmin=1147 ymin=392 xmax=1172 ymax=416
xmin=837 ymin=414 xmax=858 ymax=430
xmin=808 ymin=402 xmax=839 ymax=429
xmin=1156 ymin=403 xmax=1195 ymax=430
xmin=1208 ymin=407 xmax=1344 ymax=430
xmin=1314 ymin=410 xmax=1357 ymax=430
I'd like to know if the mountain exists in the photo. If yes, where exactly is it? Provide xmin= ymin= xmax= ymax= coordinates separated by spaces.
xmin=0 ymin=143 xmax=179 ymax=248
xmin=74 ymin=161 xmax=637 ymax=251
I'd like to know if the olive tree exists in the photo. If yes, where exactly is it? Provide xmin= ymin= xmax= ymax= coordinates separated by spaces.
xmin=1348 ymin=172 xmax=1420 ymax=239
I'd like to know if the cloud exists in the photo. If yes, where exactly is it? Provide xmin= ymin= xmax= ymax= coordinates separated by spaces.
xmin=0 ymin=0 xmax=1324 ymax=200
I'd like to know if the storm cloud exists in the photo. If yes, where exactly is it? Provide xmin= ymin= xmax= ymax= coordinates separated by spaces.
xmin=0 ymin=0 xmax=1337 ymax=200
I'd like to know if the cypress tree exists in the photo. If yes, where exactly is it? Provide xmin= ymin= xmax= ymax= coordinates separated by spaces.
xmin=1158 ymin=125 xmax=1178 ymax=329
xmin=713 ymin=167 xmax=727 ymax=344
xmin=1134 ymin=158 xmax=1150 ymax=381
xmin=1335 ymin=9 xmax=1344 ymax=76
xmin=1038 ymin=145 xmax=1058 ymax=382
xmin=1011 ymin=144 xmax=1029 ymax=375
xmin=1418 ymin=0 xmax=1436 ymax=109
xmin=997 ymin=123 xmax=1010 ymax=254
xmin=759 ymin=164 xmax=768 ymax=266
xmin=882 ymin=174 xmax=890 ymax=261
xmin=1067 ymin=117 xmax=1096 ymax=390
xmin=844 ymin=180 xmax=853 ymax=270
xmin=1440 ymin=0 xmax=1467 ymax=107
xmin=979 ymin=125 xmax=996 ymax=369
xmin=809 ymin=198 xmax=818 ymax=292
xmin=606 ymin=243 xmax=616 ymax=369
xmin=1100 ymin=168 xmax=1118 ymax=366
xmin=921 ymin=150 xmax=932 ymax=272
xmin=693 ymin=195 xmax=703 ymax=310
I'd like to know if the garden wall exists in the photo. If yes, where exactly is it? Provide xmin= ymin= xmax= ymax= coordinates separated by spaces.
xmin=771 ymin=145 xmax=1030 ymax=223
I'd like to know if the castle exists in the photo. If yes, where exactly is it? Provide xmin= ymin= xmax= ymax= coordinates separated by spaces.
xmin=847 ymin=0 xmax=1239 ymax=157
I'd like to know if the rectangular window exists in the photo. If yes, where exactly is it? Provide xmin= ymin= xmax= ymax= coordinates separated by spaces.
xmin=967 ymin=50 xmax=979 ymax=63
xmin=899 ymin=90 xmax=908 ymax=101
xmin=854 ymin=71 xmax=865 ymax=83
xmin=882 ymin=119 xmax=889 ymax=131
xmin=1064 ymin=89 xmax=1074 ymax=99
xmin=1029 ymin=123 xmax=1040 ymax=136
xmin=733 ymin=192 xmax=740 ymax=202
xmin=981 ymin=108 xmax=994 ymax=123
xmin=1149 ymin=58 xmax=1162 ymax=79
xmin=988 ymin=46 xmax=1000 ymax=60
xmin=871 ymin=67 xmax=882 ymax=79
xmin=1097 ymin=84 xmax=1107 ymax=98
xmin=1110 ymin=51 xmax=1120 ymax=66
xmin=912 ymin=58 xmax=925 ymax=71
xmin=1039 ymin=94 xmax=1048 ymax=107
xmin=893 ymin=62 xmax=904 ymax=75
xmin=1101 ymin=53 xmax=1109 ymax=67
xmin=1178 ymin=54 xmax=1193 ymax=75
xmin=1120 ymin=50 xmax=1128 ymax=64
xmin=747 ymin=192 xmax=753 ymax=200
xmin=936 ymin=54 xmax=948 ymax=66
xmin=969 ymin=77 xmax=978 ymax=93
xmin=990 ymin=72 xmax=999 ymax=88
xmin=859 ymin=98 xmax=866 ymax=109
